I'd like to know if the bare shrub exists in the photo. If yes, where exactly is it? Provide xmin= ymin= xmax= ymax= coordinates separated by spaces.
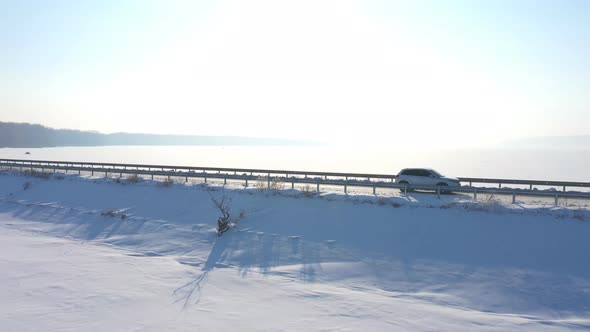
xmin=24 ymin=170 xmax=51 ymax=179
xmin=467 ymin=194 xmax=502 ymax=212
xmin=486 ymin=194 xmax=499 ymax=202
xmin=481 ymin=194 xmax=501 ymax=206
xmin=126 ymin=174 xmax=142 ymax=183
xmin=255 ymin=176 xmax=267 ymax=191
xmin=270 ymin=177 xmax=284 ymax=190
xmin=253 ymin=176 xmax=284 ymax=191
xmin=208 ymin=190 xmax=232 ymax=236
xmin=301 ymin=184 xmax=316 ymax=198
xmin=160 ymin=178 xmax=175 ymax=187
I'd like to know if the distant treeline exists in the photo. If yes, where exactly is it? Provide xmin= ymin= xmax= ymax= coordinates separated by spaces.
xmin=0 ymin=122 xmax=307 ymax=148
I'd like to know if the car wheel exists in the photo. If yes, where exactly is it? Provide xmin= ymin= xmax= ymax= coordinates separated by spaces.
xmin=436 ymin=182 xmax=449 ymax=194
xmin=398 ymin=181 xmax=411 ymax=192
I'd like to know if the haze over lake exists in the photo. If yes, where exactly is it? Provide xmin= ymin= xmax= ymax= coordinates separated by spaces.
xmin=1 ymin=145 xmax=589 ymax=182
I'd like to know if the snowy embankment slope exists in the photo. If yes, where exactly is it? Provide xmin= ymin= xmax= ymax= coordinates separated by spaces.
xmin=1 ymin=171 xmax=589 ymax=331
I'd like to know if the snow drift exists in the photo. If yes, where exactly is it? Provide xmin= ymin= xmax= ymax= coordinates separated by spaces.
xmin=1 ymin=171 xmax=589 ymax=331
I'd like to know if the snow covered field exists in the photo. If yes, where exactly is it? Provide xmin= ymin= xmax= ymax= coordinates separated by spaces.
xmin=1 ymin=170 xmax=589 ymax=331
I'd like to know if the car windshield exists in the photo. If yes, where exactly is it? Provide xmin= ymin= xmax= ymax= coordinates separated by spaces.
xmin=429 ymin=169 xmax=443 ymax=177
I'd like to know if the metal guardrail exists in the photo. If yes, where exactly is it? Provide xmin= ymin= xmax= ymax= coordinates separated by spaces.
xmin=1 ymin=158 xmax=590 ymax=204
xmin=0 ymin=158 xmax=396 ymax=180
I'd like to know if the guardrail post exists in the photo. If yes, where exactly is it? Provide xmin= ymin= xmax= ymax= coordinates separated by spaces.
xmin=563 ymin=185 xmax=566 ymax=192
xmin=78 ymin=169 xmax=81 ymax=175
xmin=267 ymin=173 xmax=271 ymax=189
xmin=530 ymin=184 xmax=533 ymax=190
xmin=224 ymin=178 xmax=227 ymax=186
xmin=499 ymin=183 xmax=502 ymax=188
xmin=373 ymin=185 xmax=376 ymax=195
xmin=344 ymin=184 xmax=347 ymax=194
xmin=245 ymin=179 xmax=249 ymax=187
xmin=151 ymin=174 xmax=154 ymax=180
xmin=437 ymin=187 xmax=441 ymax=199
xmin=512 ymin=192 xmax=516 ymax=204
xmin=473 ymin=189 xmax=477 ymax=201
xmin=316 ymin=182 xmax=320 ymax=192
xmin=555 ymin=194 xmax=558 ymax=206
xmin=185 ymin=176 xmax=188 ymax=183
xmin=404 ymin=185 xmax=408 ymax=196
xmin=291 ymin=181 xmax=294 ymax=190
xmin=204 ymin=176 xmax=207 ymax=183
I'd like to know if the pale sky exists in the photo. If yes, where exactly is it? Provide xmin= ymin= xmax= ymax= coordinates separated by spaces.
xmin=2 ymin=0 xmax=589 ymax=147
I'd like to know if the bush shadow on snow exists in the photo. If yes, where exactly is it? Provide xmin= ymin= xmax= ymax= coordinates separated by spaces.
xmin=2 ymin=178 xmax=590 ymax=316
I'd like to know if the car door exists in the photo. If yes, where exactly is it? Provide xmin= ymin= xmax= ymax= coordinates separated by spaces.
xmin=398 ymin=169 xmax=413 ymax=184
xmin=423 ymin=170 xmax=440 ymax=186
xmin=410 ymin=169 xmax=428 ymax=186
xmin=403 ymin=169 xmax=420 ymax=185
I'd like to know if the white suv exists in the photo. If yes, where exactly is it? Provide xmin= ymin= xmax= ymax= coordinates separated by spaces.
xmin=395 ymin=168 xmax=461 ymax=191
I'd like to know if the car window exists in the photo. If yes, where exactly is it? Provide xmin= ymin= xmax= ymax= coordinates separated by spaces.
xmin=402 ymin=169 xmax=424 ymax=176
